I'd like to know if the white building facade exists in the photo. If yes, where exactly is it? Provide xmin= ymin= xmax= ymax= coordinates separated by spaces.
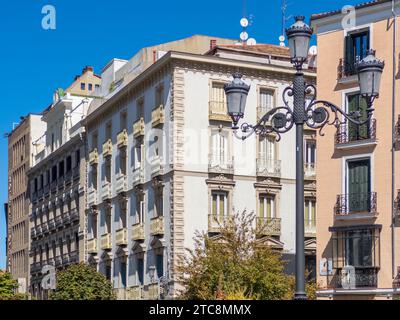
xmin=85 ymin=45 xmax=317 ymax=299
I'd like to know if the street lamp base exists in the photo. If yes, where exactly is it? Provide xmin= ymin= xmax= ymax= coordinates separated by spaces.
xmin=294 ymin=292 xmax=307 ymax=300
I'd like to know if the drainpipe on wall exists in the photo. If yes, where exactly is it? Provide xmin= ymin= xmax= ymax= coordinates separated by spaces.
xmin=391 ymin=0 xmax=398 ymax=280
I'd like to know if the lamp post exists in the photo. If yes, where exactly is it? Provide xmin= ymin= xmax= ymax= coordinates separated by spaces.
xmin=224 ymin=16 xmax=384 ymax=300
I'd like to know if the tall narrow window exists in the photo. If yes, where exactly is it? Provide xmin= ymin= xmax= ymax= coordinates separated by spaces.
xmin=259 ymin=89 xmax=274 ymax=114
xmin=92 ymin=132 xmax=98 ymax=150
xmin=136 ymin=195 xmax=145 ymax=224
xmin=347 ymin=159 xmax=371 ymax=213
xmin=120 ymin=111 xmax=127 ymax=131
xmin=154 ymin=188 xmax=163 ymax=217
xmin=91 ymin=166 xmax=98 ymax=189
xmin=304 ymin=198 xmax=316 ymax=226
xmin=347 ymin=93 xmax=369 ymax=141
xmin=344 ymin=30 xmax=370 ymax=75
xmin=120 ymin=148 xmax=127 ymax=176
xmin=105 ymin=207 xmax=112 ymax=234
xmin=259 ymin=194 xmax=275 ymax=219
xmin=211 ymin=191 xmax=228 ymax=218
xmin=210 ymin=82 xmax=227 ymax=115
xmin=156 ymin=254 xmax=164 ymax=279
xmin=155 ymin=85 xmax=164 ymax=107
xmin=105 ymin=159 xmax=111 ymax=183
xmin=105 ymin=122 xmax=112 ymax=141
xmin=75 ymin=149 xmax=81 ymax=167
xmin=137 ymin=258 xmax=144 ymax=285
xmin=210 ymin=130 xmax=229 ymax=166
xmin=305 ymin=140 xmax=316 ymax=164
xmin=66 ymin=156 xmax=72 ymax=173
xmin=120 ymin=261 xmax=127 ymax=288
xmin=58 ymin=161 xmax=64 ymax=178
xmin=135 ymin=144 xmax=145 ymax=170
xmin=137 ymin=99 xmax=144 ymax=120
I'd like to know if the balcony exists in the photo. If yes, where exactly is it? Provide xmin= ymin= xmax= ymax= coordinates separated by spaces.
xmin=151 ymin=156 xmax=164 ymax=177
xmin=151 ymin=105 xmax=165 ymax=127
xmin=87 ymin=238 xmax=97 ymax=254
xmin=304 ymin=220 xmax=316 ymax=237
xmin=57 ymin=177 xmax=64 ymax=190
xmin=89 ymin=148 xmax=99 ymax=165
xmin=133 ymin=167 xmax=144 ymax=186
xmin=69 ymin=251 xmax=79 ymax=264
xmin=335 ymin=192 xmax=378 ymax=220
xmin=73 ymin=166 xmax=80 ymax=180
xmin=65 ymin=171 xmax=72 ymax=185
xmin=304 ymin=163 xmax=316 ymax=179
xmin=37 ymin=189 xmax=44 ymax=200
xmin=256 ymin=158 xmax=281 ymax=178
xmin=30 ymin=228 xmax=37 ymax=239
xmin=101 ymin=233 xmax=112 ymax=250
xmin=126 ymin=286 xmax=143 ymax=300
xmin=208 ymin=214 xmax=234 ymax=233
xmin=70 ymin=208 xmax=79 ymax=223
xmin=208 ymin=155 xmax=234 ymax=175
xmin=101 ymin=182 xmax=112 ymax=201
xmin=41 ymin=222 xmax=49 ymax=235
xmin=88 ymin=188 xmax=97 ymax=207
xmin=36 ymin=225 xmax=43 ymax=238
xmin=55 ymin=255 xmax=62 ymax=267
xmin=117 ymin=129 xmax=128 ymax=148
xmin=256 ymin=217 xmax=281 ymax=237
xmin=116 ymin=228 xmax=128 ymax=246
xmin=133 ymin=118 xmax=145 ymax=138
xmin=132 ymin=223 xmax=145 ymax=241
xmin=51 ymin=180 xmax=57 ymax=193
xmin=44 ymin=184 xmax=50 ymax=197
xmin=62 ymin=253 xmax=70 ymax=265
xmin=331 ymin=267 xmax=378 ymax=289
xmin=102 ymin=139 xmax=112 ymax=158
xmin=32 ymin=192 xmax=37 ymax=203
xmin=209 ymin=101 xmax=231 ymax=122
xmin=150 ymin=216 xmax=164 ymax=236
xmin=31 ymin=262 xmax=41 ymax=273
xmin=55 ymin=215 xmax=63 ymax=229
xmin=116 ymin=174 xmax=127 ymax=194
xmin=337 ymin=58 xmax=358 ymax=81
xmin=62 ymin=213 xmax=71 ymax=225
xmin=335 ymin=119 xmax=377 ymax=149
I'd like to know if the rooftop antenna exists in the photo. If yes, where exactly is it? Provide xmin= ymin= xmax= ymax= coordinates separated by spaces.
xmin=280 ymin=0 xmax=293 ymax=46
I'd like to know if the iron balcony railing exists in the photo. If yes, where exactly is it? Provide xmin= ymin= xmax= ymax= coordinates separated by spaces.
xmin=304 ymin=162 xmax=316 ymax=179
xmin=208 ymin=214 xmax=234 ymax=233
xmin=331 ymin=267 xmax=378 ymax=289
xmin=335 ymin=192 xmax=377 ymax=216
xmin=335 ymin=119 xmax=376 ymax=146
xmin=304 ymin=219 xmax=316 ymax=236
xmin=208 ymin=154 xmax=234 ymax=175
xmin=337 ymin=58 xmax=358 ymax=79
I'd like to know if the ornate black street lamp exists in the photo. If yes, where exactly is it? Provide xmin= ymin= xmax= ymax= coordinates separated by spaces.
xmin=224 ymin=16 xmax=384 ymax=300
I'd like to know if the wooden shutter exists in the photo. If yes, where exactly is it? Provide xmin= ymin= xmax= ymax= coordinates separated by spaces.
xmin=344 ymin=35 xmax=355 ymax=75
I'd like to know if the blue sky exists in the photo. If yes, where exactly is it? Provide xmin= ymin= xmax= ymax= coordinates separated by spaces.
xmin=0 ymin=0 xmax=356 ymax=269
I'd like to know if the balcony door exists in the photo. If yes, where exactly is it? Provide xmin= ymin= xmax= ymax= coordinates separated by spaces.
xmin=347 ymin=159 xmax=371 ymax=213
xmin=259 ymin=89 xmax=274 ymax=114
xmin=347 ymin=94 xmax=369 ymax=141
xmin=259 ymin=194 xmax=275 ymax=219
xmin=212 ymin=191 xmax=228 ymax=219
xmin=259 ymin=136 xmax=275 ymax=171
xmin=211 ymin=130 xmax=229 ymax=167
xmin=344 ymin=30 xmax=370 ymax=75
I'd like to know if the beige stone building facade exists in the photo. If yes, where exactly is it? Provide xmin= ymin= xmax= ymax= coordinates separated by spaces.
xmin=6 ymin=114 xmax=46 ymax=293
xmin=311 ymin=0 xmax=400 ymax=299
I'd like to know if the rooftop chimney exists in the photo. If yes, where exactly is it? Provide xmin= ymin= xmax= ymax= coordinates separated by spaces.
xmin=210 ymin=39 xmax=217 ymax=50
xmin=82 ymin=66 xmax=94 ymax=74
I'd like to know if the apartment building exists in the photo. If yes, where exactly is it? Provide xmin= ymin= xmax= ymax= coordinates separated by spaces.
xmin=6 ymin=114 xmax=46 ymax=293
xmin=84 ymin=36 xmax=317 ymax=300
xmin=27 ymin=67 xmax=98 ymax=299
xmin=311 ymin=0 xmax=400 ymax=299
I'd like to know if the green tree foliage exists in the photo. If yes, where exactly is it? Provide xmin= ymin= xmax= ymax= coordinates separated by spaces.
xmin=177 ymin=211 xmax=306 ymax=300
xmin=50 ymin=263 xmax=116 ymax=300
xmin=0 ymin=270 xmax=28 ymax=300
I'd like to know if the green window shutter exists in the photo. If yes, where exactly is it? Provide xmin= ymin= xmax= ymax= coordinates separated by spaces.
xmin=348 ymin=160 xmax=370 ymax=212
xmin=344 ymin=35 xmax=355 ymax=75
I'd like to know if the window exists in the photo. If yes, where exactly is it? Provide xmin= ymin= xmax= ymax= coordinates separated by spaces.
xmin=120 ymin=202 xmax=127 ymax=229
xmin=105 ymin=207 xmax=112 ymax=234
xmin=304 ymin=198 xmax=316 ymax=226
xmin=92 ymin=132 xmax=98 ymax=150
xmin=120 ymin=111 xmax=127 ymax=131
xmin=51 ymin=133 xmax=55 ymax=152
xmin=58 ymin=161 xmax=64 ymax=178
xmin=95 ymin=84 xmax=100 ymax=90
xmin=136 ymin=196 xmax=145 ymax=224
xmin=105 ymin=159 xmax=111 ymax=183
xmin=211 ymin=191 xmax=228 ymax=217
xmin=105 ymin=122 xmax=112 ymax=140
xmin=305 ymin=140 xmax=316 ymax=165
xmin=155 ymin=85 xmax=164 ymax=107
xmin=88 ymin=83 xmax=93 ymax=91
xmin=259 ymin=136 xmax=275 ymax=161
xmin=81 ymin=83 xmax=86 ymax=90
xmin=105 ymin=263 xmax=111 ymax=281
xmin=346 ymin=159 xmax=371 ymax=212
xmin=75 ymin=149 xmax=80 ymax=167
xmin=154 ymin=188 xmax=163 ymax=217
xmin=66 ymin=156 xmax=72 ymax=173
xmin=347 ymin=93 xmax=370 ymax=141
xmin=52 ymin=166 xmax=57 ymax=182
xmin=120 ymin=261 xmax=127 ymax=288
xmin=259 ymin=194 xmax=275 ymax=219
xmin=210 ymin=129 xmax=229 ymax=166
xmin=39 ymin=174 xmax=44 ymax=190
xmin=259 ymin=89 xmax=274 ymax=113
xmin=344 ymin=30 xmax=370 ymax=75
xmin=135 ymin=144 xmax=144 ymax=170
xmin=210 ymin=82 xmax=227 ymax=115
xmin=119 ymin=148 xmax=127 ymax=176
xmin=137 ymin=258 xmax=144 ymax=285
xmin=91 ymin=213 xmax=98 ymax=238
xmin=34 ymin=178 xmax=38 ymax=192
xmin=137 ymin=99 xmax=144 ymax=120
xmin=156 ymin=254 xmax=164 ymax=279
xmin=91 ymin=166 xmax=98 ymax=189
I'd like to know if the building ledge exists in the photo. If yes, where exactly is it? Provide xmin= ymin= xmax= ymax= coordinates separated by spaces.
xmin=335 ymin=140 xmax=377 ymax=150
xmin=317 ymin=288 xmax=400 ymax=298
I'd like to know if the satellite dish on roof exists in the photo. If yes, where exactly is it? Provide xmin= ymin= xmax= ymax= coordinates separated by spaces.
xmin=246 ymin=38 xmax=257 ymax=46
xmin=240 ymin=31 xmax=249 ymax=41
xmin=309 ymin=45 xmax=318 ymax=56
xmin=240 ymin=17 xmax=249 ymax=27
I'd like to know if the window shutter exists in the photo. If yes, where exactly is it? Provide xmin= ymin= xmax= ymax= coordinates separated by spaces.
xmin=344 ymin=35 xmax=355 ymax=74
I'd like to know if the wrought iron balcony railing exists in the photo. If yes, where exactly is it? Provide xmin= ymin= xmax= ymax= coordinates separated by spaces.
xmin=337 ymin=58 xmax=358 ymax=80
xmin=335 ymin=192 xmax=378 ymax=216
xmin=330 ymin=267 xmax=378 ymax=289
xmin=208 ymin=155 xmax=234 ymax=175
xmin=151 ymin=105 xmax=165 ymax=127
xmin=335 ymin=119 xmax=376 ymax=146
xmin=256 ymin=158 xmax=281 ymax=177
xmin=256 ymin=217 xmax=281 ymax=237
